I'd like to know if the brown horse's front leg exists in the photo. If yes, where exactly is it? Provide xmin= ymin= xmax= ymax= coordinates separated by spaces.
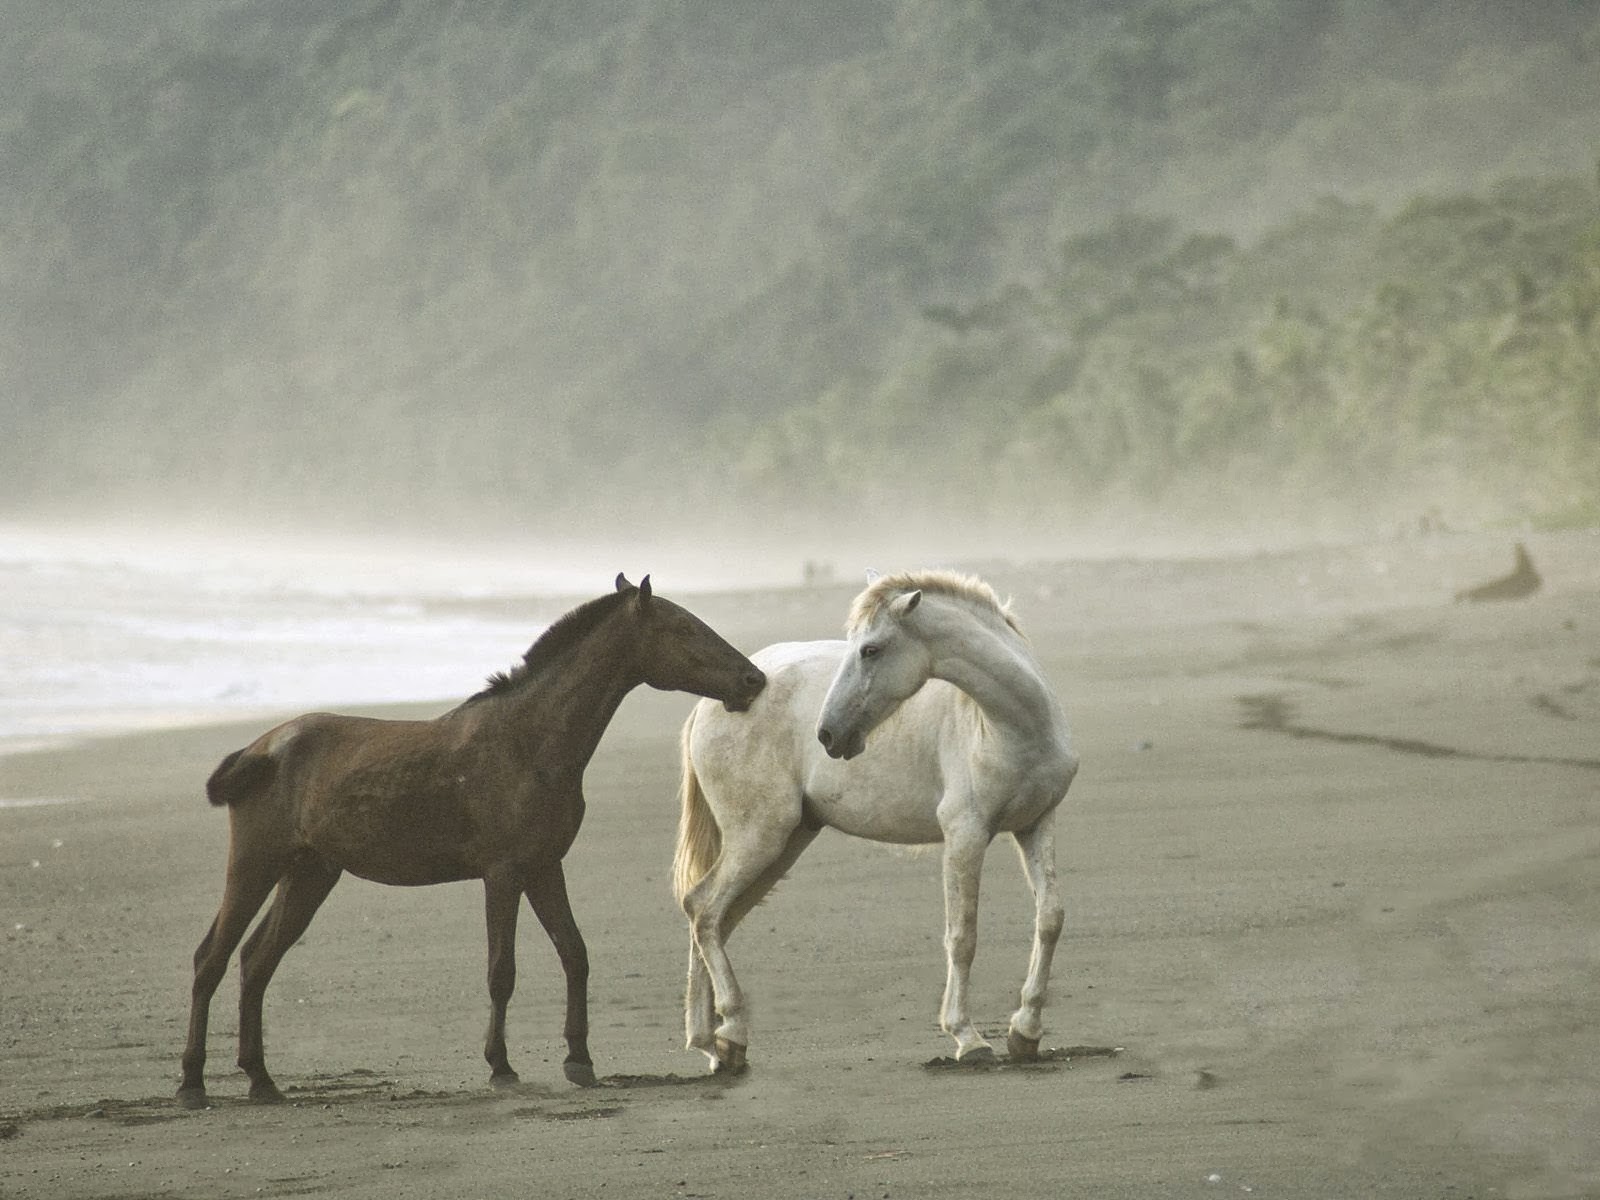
xmin=525 ymin=863 xmax=595 ymax=1087
xmin=483 ymin=875 xmax=522 ymax=1085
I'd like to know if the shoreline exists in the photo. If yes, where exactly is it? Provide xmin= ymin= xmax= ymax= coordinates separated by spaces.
xmin=0 ymin=701 xmax=453 ymax=764
xmin=4 ymin=527 xmax=1596 ymax=764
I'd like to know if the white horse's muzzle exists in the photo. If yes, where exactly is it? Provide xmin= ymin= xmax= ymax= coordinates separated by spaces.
xmin=815 ymin=723 xmax=865 ymax=760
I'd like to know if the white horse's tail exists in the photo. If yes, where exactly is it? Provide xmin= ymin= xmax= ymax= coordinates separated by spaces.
xmin=672 ymin=711 xmax=721 ymax=906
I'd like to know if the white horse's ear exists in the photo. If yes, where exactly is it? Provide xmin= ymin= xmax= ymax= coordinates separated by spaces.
xmin=890 ymin=589 xmax=922 ymax=617
xmin=865 ymin=568 xmax=881 ymax=584
xmin=615 ymin=572 xmax=632 ymax=592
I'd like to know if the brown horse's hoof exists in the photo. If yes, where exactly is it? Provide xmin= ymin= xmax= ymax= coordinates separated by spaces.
xmin=490 ymin=1069 xmax=521 ymax=1089
xmin=247 ymin=1082 xmax=286 ymax=1105
xmin=175 ymin=1087 xmax=210 ymax=1110
xmin=712 ymin=1037 xmax=748 ymax=1076
xmin=563 ymin=1060 xmax=598 ymax=1088
xmin=1006 ymin=1031 xmax=1042 ymax=1062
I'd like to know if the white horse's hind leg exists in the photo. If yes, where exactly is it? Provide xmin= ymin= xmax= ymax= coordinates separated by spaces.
xmin=685 ymin=942 xmax=717 ymax=1060
xmin=938 ymin=823 xmax=995 ymax=1060
xmin=683 ymin=821 xmax=814 ymax=1072
xmin=1007 ymin=812 xmax=1064 ymax=1060
xmin=683 ymin=827 xmax=816 ymax=1062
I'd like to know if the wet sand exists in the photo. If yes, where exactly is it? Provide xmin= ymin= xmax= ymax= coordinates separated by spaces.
xmin=3 ymin=536 xmax=1598 ymax=1199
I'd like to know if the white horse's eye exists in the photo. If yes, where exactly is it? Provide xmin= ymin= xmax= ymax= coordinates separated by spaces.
xmin=860 ymin=644 xmax=880 ymax=660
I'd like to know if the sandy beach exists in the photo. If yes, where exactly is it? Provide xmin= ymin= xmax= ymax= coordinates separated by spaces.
xmin=3 ymin=534 xmax=1598 ymax=1199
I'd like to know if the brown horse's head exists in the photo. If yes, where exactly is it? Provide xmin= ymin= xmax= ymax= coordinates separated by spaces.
xmin=616 ymin=574 xmax=766 ymax=712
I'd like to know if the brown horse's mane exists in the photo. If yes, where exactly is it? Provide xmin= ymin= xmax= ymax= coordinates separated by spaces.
xmin=465 ymin=589 xmax=632 ymax=705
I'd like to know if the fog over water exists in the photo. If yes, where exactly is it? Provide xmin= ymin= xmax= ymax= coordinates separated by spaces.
xmin=4 ymin=1 xmax=1599 ymax=733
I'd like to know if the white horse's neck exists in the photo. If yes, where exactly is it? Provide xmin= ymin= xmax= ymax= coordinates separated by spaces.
xmin=920 ymin=599 xmax=1069 ymax=755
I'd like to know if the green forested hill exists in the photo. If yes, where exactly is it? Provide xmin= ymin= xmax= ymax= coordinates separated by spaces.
xmin=3 ymin=1 xmax=1597 ymax=541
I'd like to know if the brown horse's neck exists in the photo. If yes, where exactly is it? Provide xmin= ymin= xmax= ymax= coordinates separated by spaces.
xmin=479 ymin=610 xmax=642 ymax=770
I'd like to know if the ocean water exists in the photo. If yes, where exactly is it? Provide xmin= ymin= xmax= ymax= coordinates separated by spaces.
xmin=0 ymin=530 xmax=605 ymax=756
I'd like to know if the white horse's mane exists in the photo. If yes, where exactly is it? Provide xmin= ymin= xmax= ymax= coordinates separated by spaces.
xmin=846 ymin=570 xmax=1021 ymax=636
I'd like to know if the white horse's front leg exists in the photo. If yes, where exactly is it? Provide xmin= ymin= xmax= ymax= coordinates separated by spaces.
xmin=1007 ymin=811 xmax=1065 ymax=1060
xmin=939 ymin=825 xmax=994 ymax=1060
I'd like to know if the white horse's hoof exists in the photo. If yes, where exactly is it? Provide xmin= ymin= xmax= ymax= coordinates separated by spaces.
xmin=1006 ymin=1030 xmax=1041 ymax=1061
xmin=713 ymin=1037 xmax=748 ymax=1075
xmin=955 ymin=1043 xmax=996 ymax=1065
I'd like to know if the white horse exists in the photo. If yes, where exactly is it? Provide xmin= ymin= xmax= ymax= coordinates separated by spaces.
xmin=673 ymin=570 xmax=1078 ymax=1072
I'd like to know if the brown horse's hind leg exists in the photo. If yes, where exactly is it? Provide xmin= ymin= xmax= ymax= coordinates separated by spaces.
xmin=235 ymin=856 xmax=341 ymax=1103
xmin=525 ymin=863 xmax=595 ymax=1087
xmin=178 ymin=856 xmax=282 ymax=1108
xmin=482 ymin=874 xmax=523 ymax=1086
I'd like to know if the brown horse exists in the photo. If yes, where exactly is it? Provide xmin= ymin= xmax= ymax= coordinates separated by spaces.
xmin=178 ymin=574 xmax=765 ymax=1109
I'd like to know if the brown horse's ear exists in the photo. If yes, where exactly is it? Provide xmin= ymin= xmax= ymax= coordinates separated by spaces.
xmin=615 ymin=572 xmax=632 ymax=592
xmin=638 ymin=574 xmax=652 ymax=602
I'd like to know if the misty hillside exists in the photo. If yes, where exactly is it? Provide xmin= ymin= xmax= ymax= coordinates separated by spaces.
xmin=3 ymin=0 xmax=1598 ymax=544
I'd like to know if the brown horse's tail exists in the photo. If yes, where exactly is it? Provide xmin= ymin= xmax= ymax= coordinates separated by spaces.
xmin=205 ymin=748 xmax=276 ymax=807
xmin=671 ymin=711 xmax=721 ymax=906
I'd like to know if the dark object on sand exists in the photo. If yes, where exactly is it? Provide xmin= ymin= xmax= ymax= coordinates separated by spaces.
xmin=1455 ymin=543 xmax=1541 ymax=602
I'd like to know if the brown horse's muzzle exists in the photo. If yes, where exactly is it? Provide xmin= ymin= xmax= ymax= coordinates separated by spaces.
xmin=722 ymin=667 xmax=767 ymax=713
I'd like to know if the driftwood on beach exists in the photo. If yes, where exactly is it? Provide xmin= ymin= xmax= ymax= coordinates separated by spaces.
xmin=1455 ymin=542 xmax=1541 ymax=603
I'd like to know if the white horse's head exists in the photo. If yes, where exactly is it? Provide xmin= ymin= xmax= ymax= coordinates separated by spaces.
xmin=815 ymin=586 xmax=932 ymax=760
